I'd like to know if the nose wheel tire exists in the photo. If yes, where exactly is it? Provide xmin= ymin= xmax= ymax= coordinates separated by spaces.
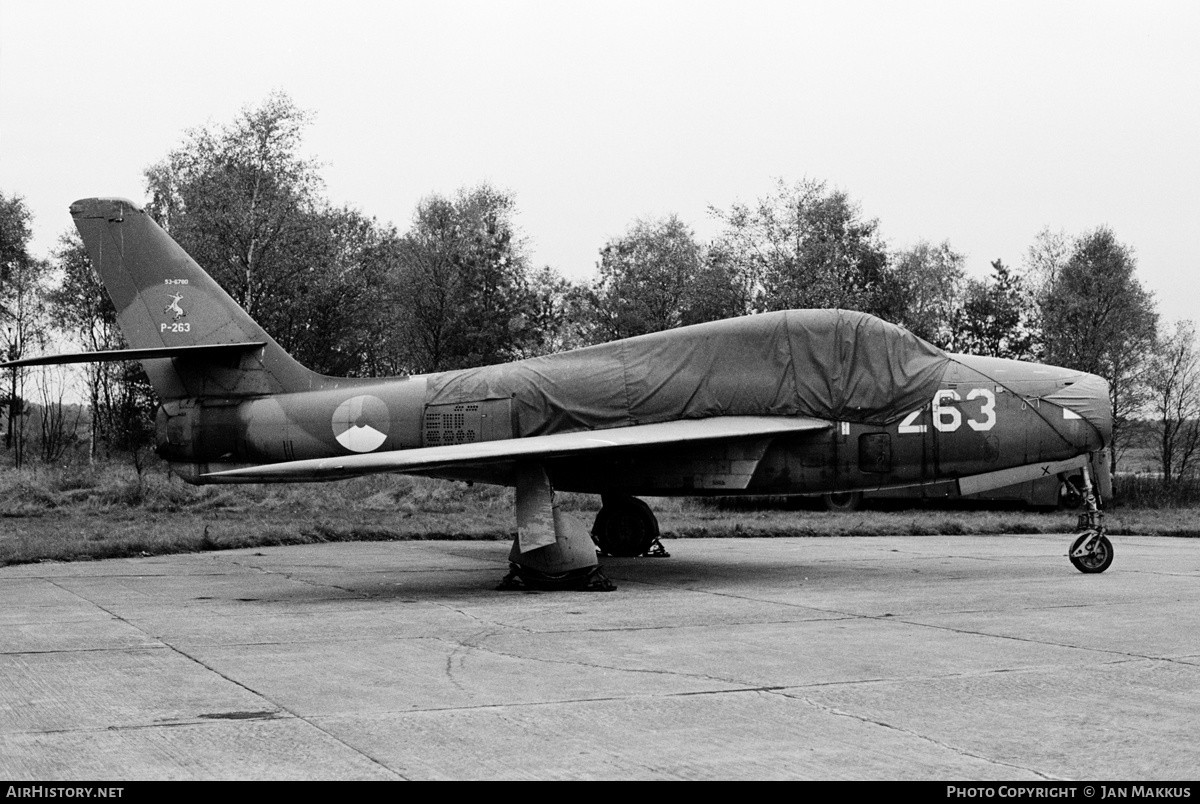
xmin=1069 ymin=532 xmax=1113 ymax=574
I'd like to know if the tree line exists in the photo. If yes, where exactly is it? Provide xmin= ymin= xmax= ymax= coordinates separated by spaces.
xmin=2 ymin=92 xmax=1196 ymax=490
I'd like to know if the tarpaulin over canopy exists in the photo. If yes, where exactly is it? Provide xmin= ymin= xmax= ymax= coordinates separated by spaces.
xmin=1044 ymin=372 xmax=1113 ymax=443
xmin=426 ymin=309 xmax=952 ymax=436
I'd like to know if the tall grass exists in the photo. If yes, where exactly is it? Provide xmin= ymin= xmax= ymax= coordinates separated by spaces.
xmin=1113 ymin=474 xmax=1200 ymax=508
xmin=0 ymin=461 xmax=514 ymax=516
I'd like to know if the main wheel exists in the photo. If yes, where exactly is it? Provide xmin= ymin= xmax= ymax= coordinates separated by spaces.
xmin=1058 ymin=479 xmax=1084 ymax=510
xmin=1069 ymin=532 xmax=1113 ymax=574
xmin=823 ymin=491 xmax=863 ymax=512
xmin=592 ymin=497 xmax=659 ymax=557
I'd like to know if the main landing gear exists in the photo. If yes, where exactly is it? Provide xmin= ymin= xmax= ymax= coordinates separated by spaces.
xmin=592 ymin=495 xmax=670 ymax=558
xmin=823 ymin=491 xmax=863 ymax=512
xmin=499 ymin=471 xmax=672 ymax=591
xmin=1067 ymin=463 xmax=1112 ymax=573
xmin=499 ymin=464 xmax=615 ymax=592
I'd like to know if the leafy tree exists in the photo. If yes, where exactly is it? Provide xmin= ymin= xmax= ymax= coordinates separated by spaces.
xmin=0 ymin=190 xmax=35 ymax=300
xmin=262 ymin=205 xmax=403 ymax=377
xmin=0 ymin=191 xmax=33 ymax=404
xmin=1039 ymin=227 xmax=1158 ymax=473
xmin=881 ymin=240 xmax=965 ymax=347
xmin=390 ymin=184 xmax=537 ymax=372
xmin=587 ymin=215 xmax=700 ymax=340
xmin=144 ymin=91 xmax=323 ymax=315
xmin=682 ymin=247 xmax=748 ymax=327
xmin=519 ymin=265 xmax=589 ymax=357
xmin=143 ymin=92 xmax=408 ymax=377
xmin=710 ymin=178 xmax=890 ymax=316
xmin=583 ymin=215 xmax=740 ymax=342
xmin=1146 ymin=320 xmax=1200 ymax=488
xmin=0 ymin=191 xmax=51 ymax=466
xmin=144 ymin=91 xmax=385 ymax=374
xmin=949 ymin=259 xmax=1036 ymax=359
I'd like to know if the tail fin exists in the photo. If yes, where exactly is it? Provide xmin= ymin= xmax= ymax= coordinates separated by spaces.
xmin=70 ymin=198 xmax=320 ymax=400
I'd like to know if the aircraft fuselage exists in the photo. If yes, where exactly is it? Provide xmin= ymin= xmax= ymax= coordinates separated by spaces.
xmin=159 ymin=351 xmax=1110 ymax=500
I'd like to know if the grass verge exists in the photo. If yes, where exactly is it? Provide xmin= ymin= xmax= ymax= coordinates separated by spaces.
xmin=2 ymin=464 xmax=1197 ymax=566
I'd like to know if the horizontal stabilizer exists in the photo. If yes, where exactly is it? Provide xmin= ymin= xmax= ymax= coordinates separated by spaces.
xmin=204 ymin=415 xmax=832 ymax=482
xmin=0 ymin=342 xmax=265 ymax=369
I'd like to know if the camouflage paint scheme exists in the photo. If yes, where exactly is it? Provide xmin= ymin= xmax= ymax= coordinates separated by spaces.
xmin=4 ymin=198 xmax=1115 ymax=575
xmin=48 ymin=198 xmax=1111 ymax=500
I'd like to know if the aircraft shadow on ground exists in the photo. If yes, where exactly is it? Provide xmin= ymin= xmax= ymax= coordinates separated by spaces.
xmin=221 ymin=544 xmax=1039 ymax=604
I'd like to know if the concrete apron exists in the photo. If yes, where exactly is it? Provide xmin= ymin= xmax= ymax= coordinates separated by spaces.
xmin=2 ymin=535 xmax=1198 ymax=780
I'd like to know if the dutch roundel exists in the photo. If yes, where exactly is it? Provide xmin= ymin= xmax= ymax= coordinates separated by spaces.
xmin=332 ymin=395 xmax=390 ymax=453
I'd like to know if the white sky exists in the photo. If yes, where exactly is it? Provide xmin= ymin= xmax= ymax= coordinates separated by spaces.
xmin=2 ymin=0 xmax=1198 ymax=324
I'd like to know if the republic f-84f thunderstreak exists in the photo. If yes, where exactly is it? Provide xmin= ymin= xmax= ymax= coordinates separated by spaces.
xmin=5 ymin=198 xmax=1115 ymax=587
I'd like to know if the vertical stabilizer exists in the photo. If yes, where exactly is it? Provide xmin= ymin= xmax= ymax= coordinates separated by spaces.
xmin=70 ymin=197 xmax=320 ymax=400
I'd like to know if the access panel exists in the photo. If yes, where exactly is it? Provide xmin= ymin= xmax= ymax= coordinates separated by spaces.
xmin=423 ymin=399 xmax=514 ymax=446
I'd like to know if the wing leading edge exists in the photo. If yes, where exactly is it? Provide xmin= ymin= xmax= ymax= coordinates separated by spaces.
xmin=203 ymin=415 xmax=832 ymax=482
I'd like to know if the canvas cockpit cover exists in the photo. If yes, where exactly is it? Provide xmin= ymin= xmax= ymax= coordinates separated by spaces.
xmin=427 ymin=309 xmax=952 ymax=436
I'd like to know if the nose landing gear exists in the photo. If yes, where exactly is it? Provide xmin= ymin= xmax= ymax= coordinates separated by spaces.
xmin=1067 ymin=462 xmax=1112 ymax=573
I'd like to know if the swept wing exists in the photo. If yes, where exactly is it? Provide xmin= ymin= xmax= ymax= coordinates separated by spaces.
xmin=204 ymin=415 xmax=832 ymax=482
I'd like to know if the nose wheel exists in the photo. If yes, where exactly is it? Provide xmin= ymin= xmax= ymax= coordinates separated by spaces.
xmin=1069 ymin=529 xmax=1113 ymax=573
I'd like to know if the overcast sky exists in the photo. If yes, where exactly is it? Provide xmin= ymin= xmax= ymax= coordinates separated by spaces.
xmin=2 ymin=0 xmax=1197 ymax=324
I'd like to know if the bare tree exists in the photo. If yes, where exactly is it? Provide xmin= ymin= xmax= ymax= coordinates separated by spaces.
xmin=1147 ymin=320 xmax=1200 ymax=487
xmin=1023 ymin=227 xmax=1072 ymax=305
xmin=47 ymin=231 xmax=123 ymax=461
xmin=34 ymin=365 xmax=83 ymax=464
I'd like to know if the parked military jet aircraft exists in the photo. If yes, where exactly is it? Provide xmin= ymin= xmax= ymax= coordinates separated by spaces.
xmin=4 ymin=198 xmax=1116 ymax=587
